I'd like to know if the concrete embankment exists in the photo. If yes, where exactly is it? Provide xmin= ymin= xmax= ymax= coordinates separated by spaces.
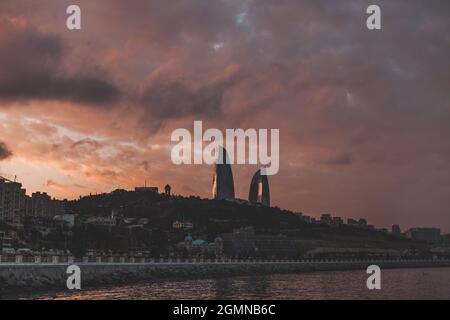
xmin=1 ymin=260 xmax=449 ymax=292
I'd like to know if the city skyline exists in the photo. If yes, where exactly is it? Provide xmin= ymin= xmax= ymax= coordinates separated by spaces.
xmin=0 ymin=170 xmax=446 ymax=234
xmin=1 ymin=0 xmax=450 ymax=233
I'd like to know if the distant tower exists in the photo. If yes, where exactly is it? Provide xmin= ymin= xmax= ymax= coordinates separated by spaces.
xmin=248 ymin=169 xmax=270 ymax=206
xmin=212 ymin=147 xmax=235 ymax=200
xmin=164 ymin=184 xmax=171 ymax=195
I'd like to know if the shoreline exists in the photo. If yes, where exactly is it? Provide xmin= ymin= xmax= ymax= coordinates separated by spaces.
xmin=1 ymin=259 xmax=449 ymax=296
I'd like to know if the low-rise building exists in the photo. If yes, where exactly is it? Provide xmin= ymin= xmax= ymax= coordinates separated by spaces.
xmin=85 ymin=216 xmax=117 ymax=227
xmin=301 ymin=215 xmax=311 ymax=223
xmin=172 ymin=221 xmax=194 ymax=230
xmin=0 ymin=230 xmax=13 ymax=251
xmin=391 ymin=224 xmax=401 ymax=235
xmin=23 ymin=216 xmax=62 ymax=236
xmin=135 ymin=186 xmax=158 ymax=193
xmin=304 ymin=247 xmax=401 ymax=260
xmin=332 ymin=217 xmax=343 ymax=227
xmin=223 ymin=227 xmax=296 ymax=258
xmin=405 ymin=228 xmax=441 ymax=244
xmin=358 ymin=218 xmax=368 ymax=228
xmin=320 ymin=214 xmax=333 ymax=225
xmin=53 ymin=213 xmax=78 ymax=228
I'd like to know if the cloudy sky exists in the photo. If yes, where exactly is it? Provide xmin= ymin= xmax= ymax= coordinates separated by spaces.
xmin=0 ymin=0 xmax=449 ymax=232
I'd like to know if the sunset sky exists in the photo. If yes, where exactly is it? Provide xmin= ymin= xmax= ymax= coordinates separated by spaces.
xmin=0 ymin=0 xmax=449 ymax=232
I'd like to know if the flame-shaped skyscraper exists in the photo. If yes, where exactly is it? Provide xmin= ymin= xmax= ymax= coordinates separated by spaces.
xmin=248 ymin=169 xmax=270 ymax=206
xmin=212 ymin=147 xmax=235 ymax=200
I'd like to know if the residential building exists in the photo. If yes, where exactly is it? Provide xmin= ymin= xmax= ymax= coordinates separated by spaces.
xmin=0 ymin=177 xmax=26 ymax=225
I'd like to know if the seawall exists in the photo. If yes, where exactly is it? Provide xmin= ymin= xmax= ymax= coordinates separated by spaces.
xmin=1 ymin=259 xmax=449 ymax=292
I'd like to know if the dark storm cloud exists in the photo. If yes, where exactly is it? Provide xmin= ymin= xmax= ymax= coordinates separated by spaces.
xmin=94 ymin=0 xmax=236 ymax=49
xmin=0 ymin=73 xmax=120 ymax=106
xmin=136 ymin=68 xmax=245 ymax=131
xmin=0 ymin=141 xmax=12 ymax=160
xmin=0 ymin=18 xmax=120 ymax=106
xmin=141 ymin=81 xmax=227 ymax=120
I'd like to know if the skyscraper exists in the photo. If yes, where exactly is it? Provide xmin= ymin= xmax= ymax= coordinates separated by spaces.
xmin=248 ymin=169 xmax=270 ymax=206
xmin=212 ymin=147 xmax=235 ymax=200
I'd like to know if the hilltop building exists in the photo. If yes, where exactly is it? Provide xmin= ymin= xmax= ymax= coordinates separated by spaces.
xmin=135 ymin=186 xmax=158 ymax=193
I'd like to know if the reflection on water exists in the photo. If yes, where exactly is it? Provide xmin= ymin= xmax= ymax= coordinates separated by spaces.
xmin=6 ymin=267 xmax=450 ymax=300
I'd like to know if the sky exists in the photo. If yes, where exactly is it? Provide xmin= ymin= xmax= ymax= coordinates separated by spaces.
xmin=0 ymin=0 xmax=449 ymax=232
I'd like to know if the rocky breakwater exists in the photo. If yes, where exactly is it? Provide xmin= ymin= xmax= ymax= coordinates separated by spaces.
xmin=1 ymin=259 xmax=449 ymax=293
